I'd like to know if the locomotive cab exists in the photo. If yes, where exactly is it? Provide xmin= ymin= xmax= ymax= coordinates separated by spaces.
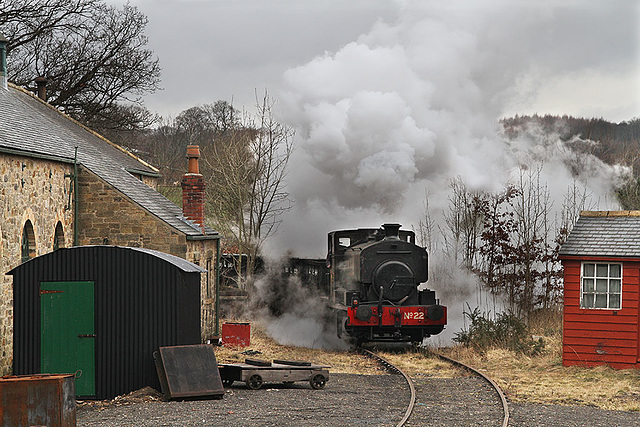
xmin=327 ymin=223 xmax=446 ymax=343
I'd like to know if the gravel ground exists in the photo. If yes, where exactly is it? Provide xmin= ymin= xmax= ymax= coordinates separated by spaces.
xmin=77 ymin=373 xmax=640 ymax=426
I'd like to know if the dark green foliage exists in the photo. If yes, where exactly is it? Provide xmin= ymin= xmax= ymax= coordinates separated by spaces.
xmin=453 ymin=305 xmax=545 ymax=356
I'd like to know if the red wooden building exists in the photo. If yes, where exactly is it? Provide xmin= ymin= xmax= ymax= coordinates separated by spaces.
xmin=559 ymin=211 xmax=640 ymax=368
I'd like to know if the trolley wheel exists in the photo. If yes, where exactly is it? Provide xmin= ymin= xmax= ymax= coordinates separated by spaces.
xmin=246 ymin=374 xmax=263 ymax=390
xmin=222 ymin=379 xmax=234 ymax=387
xmin=309 ymin=374 xmax=326 ymax=390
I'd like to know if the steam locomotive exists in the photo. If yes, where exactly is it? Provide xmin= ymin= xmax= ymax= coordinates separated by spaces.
xmin=326 ymin=223 xmax=446 ymax=343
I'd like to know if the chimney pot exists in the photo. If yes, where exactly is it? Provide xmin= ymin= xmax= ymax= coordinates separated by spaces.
xmin=35 ymin=76 xmax=48 ymax=101
xmin=186 ymin=144 xmax=200 ymax=174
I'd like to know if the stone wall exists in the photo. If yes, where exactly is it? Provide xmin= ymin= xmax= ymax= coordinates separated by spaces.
xmin=0 ymin=153 xmax=74 ymax=374
xmin=186 ymin=238 xmax=220 ymax=341
xmin=77 ymin=167 xmax=188 ymax=255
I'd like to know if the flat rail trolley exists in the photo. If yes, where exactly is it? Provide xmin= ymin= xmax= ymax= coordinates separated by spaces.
xmin=218 ymin=358 xmax=330 ymax=390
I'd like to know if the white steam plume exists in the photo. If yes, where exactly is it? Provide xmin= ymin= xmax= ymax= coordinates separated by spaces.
xmin=257 ymin=1 xmax=632 ymax=345
xmin=269 ymin=1 xmax=627 ymax=257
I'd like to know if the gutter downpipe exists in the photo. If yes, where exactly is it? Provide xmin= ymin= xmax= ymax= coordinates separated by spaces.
xmin=73 ymin=147 xmax=78 ymax=246
xmin=215 ymin=237 xmax=220 ymax=337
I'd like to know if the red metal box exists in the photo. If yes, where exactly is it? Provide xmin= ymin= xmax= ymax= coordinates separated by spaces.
xmin=222 ymin=322 xmax=251 ymax=347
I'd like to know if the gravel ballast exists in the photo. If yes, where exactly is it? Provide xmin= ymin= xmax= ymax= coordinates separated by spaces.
xmin=77 ymin=373 xmax=640 ymax=426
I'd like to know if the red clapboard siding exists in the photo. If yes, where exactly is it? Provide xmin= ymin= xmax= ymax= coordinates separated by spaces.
xmin=564 ymin=312 xmax=637 ymax=324
xmin=563 ymin=329 xmax=638 ymax=341
xmin=563 ymin=336 xmax=637 ymax=349
xmin=563 ymin=348 xmax=637 ymax=362
xmin=562 ymin=345 xmax=637 ymax=363
xmin=564 ymin=322 xmax=637 ymax=332
xmin=561 ymin=258 xmax=640 ymax=369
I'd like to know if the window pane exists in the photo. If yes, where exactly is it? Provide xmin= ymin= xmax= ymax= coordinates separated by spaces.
xmin=596 ymin=279 xmax=608 ymax=292
xmin=583 ymin=279 xmax=594 ymax=292
xmin=596 ymin=264 xmax=608 ymax=277
xmin=610 ymin=264 xmax=621 ymax=278
xmin=609 ymin=294 xmax=621 ymax=309
xmin=595 ymin=294 xmax=608 ymax=308
xmin=582 ymin=294 xmax=594 ymax=308
xmin=610 ymin=279 xmax=621 ymax=293
xmin=583 ymin=263 xmax=595 ymax=276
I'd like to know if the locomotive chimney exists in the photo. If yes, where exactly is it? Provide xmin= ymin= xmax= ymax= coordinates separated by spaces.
xmin=382 ymin=223 xmax=401 ymax=240
xmin=181 ymin=145 xmax=206 ymax=232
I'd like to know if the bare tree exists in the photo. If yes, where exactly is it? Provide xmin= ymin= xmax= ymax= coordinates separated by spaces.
xmin=511 ymin=167 xmax=552 ymax=317
xmin=417 ymin=189 xmax=435 ymax=252
xmin=442 ymin=177 xmax=483 ymax=269
xmin=1 ymin=0 xmax=160 ymax=133
xmin=202 ymin=92 xmax=294 ymax=286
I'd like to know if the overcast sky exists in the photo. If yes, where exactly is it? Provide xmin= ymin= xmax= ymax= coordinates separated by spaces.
xmin=112 ymin=0 xmax=640 ymax=259
xmin=119 ymin=0 xmax=639 ymax=123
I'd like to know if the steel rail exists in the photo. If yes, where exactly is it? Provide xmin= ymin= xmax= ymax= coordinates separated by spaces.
xmin=431 ymin=351 xmax=510 ymax=427
xmin=358 ymin=348 xmax=416 ymax=427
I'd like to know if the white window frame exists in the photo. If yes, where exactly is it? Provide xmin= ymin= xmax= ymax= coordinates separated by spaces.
xmin=580 ymin=262 xmax=622 ymax=310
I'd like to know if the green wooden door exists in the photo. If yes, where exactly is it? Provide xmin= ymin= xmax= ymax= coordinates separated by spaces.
xmin=40 ymin=281 xmax=95 ymax=396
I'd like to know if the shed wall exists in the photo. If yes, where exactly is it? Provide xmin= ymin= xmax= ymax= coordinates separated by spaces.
xmin=562 ymin=258 xmax=639 ymax=368
xmin=11 ymin=246 xmax=202 ymax=399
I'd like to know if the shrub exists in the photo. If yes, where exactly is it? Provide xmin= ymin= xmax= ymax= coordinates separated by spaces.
xmin=453 ymin=305 xmax=545 ymax=356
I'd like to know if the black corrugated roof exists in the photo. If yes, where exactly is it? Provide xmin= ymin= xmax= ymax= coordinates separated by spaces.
xmin=0 ymin=84 xmax=217 ymax=238
xmin=558 ymin=211 xmax=640 ymax=258
xmin=6 ymin=245 xmax=207 ymax=275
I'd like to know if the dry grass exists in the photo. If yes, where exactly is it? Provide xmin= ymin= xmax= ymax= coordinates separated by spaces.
xmin=438 ymin=335 xmax=640 ymax=412
xmin=215 ymin=324 xmax=381 ymax=375
xmin=216 ymin=317 xmax=640 ymax=412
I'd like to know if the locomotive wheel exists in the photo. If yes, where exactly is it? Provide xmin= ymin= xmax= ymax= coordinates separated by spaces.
xmin=309 ymin=374 xmax=327 ymax=390
xmin=246 ymin=374 xmax=263 ymax=390
xmin=222 ymin=378 xmax=234 ymax=387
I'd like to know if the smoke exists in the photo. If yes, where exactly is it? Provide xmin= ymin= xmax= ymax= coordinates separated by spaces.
xmin=269 ymin=1 xmax=628 ymax=257
xmin=254 ymin=2 xmax=633 ymax=346
xmin=239 ymin=257 xmax=348 ymax=350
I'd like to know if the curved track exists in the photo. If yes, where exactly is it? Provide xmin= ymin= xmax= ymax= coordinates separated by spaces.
xmin=358 ymin=348 xmax=415 ymax=427
xmin=431 ymin=351 xmax=510 ymax=427
xmin=358 ymin=347 xmax=510 ymax=427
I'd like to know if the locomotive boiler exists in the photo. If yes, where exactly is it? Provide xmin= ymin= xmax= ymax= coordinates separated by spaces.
xmin=327 ymin=223 xmax=446 ymax=343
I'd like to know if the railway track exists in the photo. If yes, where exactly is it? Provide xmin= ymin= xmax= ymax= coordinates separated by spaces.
xmin=358 ymin=347 xmax=510 ymax=427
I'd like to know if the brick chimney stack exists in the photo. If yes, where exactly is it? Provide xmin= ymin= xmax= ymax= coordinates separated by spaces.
xmin=181 ymin=145 xmax=206 ymax=232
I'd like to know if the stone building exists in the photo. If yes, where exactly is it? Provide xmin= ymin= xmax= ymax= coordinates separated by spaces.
xmin=0 ymin=35 xmax=219 ymax=374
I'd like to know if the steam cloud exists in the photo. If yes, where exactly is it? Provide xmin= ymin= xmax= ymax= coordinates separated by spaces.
xmin=241 ymin=258 xmax=348 ymax=350
xmin=256 ymin=2 xmax=632 ymax=345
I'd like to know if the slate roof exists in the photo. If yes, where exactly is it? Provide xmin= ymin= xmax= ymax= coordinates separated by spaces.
xmin=558 ymin=211 xmax=640 ymax=258
xmin=0 ymin=83 xmax=217 ymax=238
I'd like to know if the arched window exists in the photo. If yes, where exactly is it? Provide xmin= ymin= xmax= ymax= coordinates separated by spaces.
xmin=53 ymin=222 xmax=65 ymax=250
xmin=21 ymin=220 xmax=36 ymax=262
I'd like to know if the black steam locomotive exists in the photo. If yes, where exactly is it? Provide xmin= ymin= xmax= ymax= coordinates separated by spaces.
xmin=327 ymin=223 xmax=446 ymax=343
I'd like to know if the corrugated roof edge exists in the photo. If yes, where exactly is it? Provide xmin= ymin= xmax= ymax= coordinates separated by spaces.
xmin=581 ymin=210 xmax=640 ymax=217
xmin=8 ymin=82 xmax=160 ymax=174
xmin=6 ymin=245 xmax=207 ymax=275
